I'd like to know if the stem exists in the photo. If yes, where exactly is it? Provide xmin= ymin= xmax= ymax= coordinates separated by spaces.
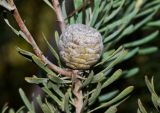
xmin=73 ymin=71 xmax=83 ymax=113
xmin=51 ymin=0 xmax=66 ymax=32
xmin=12 ymin=3 xmax=72 ymax=77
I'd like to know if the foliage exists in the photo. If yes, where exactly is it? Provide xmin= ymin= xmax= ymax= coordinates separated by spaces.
xmin=138 ymin=76 xmax=160 ymax=113
xmin=0 ymin=0 xmax=160 ymax=113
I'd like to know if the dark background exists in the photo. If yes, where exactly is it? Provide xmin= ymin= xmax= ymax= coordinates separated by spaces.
xmin=0 ymin=0 xmax=160 ymax=112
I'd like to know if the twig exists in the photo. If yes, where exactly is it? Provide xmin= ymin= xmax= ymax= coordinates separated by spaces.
xmin=11 ymin=2 xmax=72 ymax=77
xmin=66 ymin=0 xmax=92 ymax=19
xmin=50 ymin=1 xmax=84 ymax=112
xmin=73 ymin=71 xmax=83 ymax=113
xmin=51 ymin=0 xmax=66 ymax=32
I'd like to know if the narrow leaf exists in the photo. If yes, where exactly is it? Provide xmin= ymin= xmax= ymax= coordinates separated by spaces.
xmin=104 ymin=105 xmax=117 ymax=113
xmin=47 ymin=82 xmax=64 ymax=98
xmin=43 ymin=33 xmax=61 ymax=67
xmin=99 ymin=90 xmax=119 ymax=102
xmin=123 ymin=47 xmax=139 ymax=61
xmin=43 ymin=0 xmax=55 ymax=10
xmin=91 ymin=72 xmax=105 ymax=83
xmin=134 ymin=9 xmax=158 ymax=30
xmin=16 ymin=106 xmax=25 ymax=113
xmin=147 ymin=20 xmax=160 ymax=27
xmin=1 ymin=104 xmax=8 ymax=113
xmin=81 ymin=71 xmax=94 ymax=88
xmin=89 ymin=0 xmax=100 ymax=26
xmin=25 ymin=75 xmax=48 ymax=84
xmin=42 ymin=87 xmax=62 ymax=108
xmin=102 ymin=69 xmax=122 ymax=88
xmin=9 ymin=109 xmax=15 ymax=113
xmin=90 ymin=86 xmax=134 ymax=112
xmin=138 ymin=47 xmax=158 ymax=55
xmin=138 ymin=99 xmax=147 ymax=113
xmin=123 ymin=68 xmax=139 ymax=78
xmin=54 ymin=31 xmax=59 ymax=47
xmin=19 ymin=88 xmax=35 ymax=113
xmin=36 ymin=96 xmax=52 ymax=113
xmin=89 ymin=83 xmax=102 ymax=105
xmin=63 ymin=89 xmax=70 ymax=113
xmin=124 ymin=31 xmax=159 ymax=48
xmin=151 ymin=93 xmax=159 ymax=111
xmin=4 ymin=19 xmax=29 ymax=43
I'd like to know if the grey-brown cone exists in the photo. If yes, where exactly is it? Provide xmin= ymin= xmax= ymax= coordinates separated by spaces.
xmin=58 ymin=24 xmax=103 ymax=69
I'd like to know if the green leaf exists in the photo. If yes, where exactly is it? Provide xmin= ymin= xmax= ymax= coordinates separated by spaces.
xmin=85 ymin=7 xmax=92 ymax=25
xmin=137 ymin=99 xmax=147 ymax=113
xmin=100 ymin=50 xmax=127 ymax=74
xmin=81 ymin=71 xmax=94 ymax=88
xmin=4 ymin=19 xmax=30 ymax=43
xmin=42 ymin=87 xmax=62 ymax=108
xmin=123 ymin=47 xmax=139 ymax=61
xmin=102 ymin=69 xmax=122 ymax=88
xmin=43 ymin=33 xmax=61 ymax=67
xmin=91 ymin=72 xmax=105 ymax=83
xmin=138 ymin=47 xmax=158 ymax=55
xmin=104 ymin=105 xmax=117 ymax=113
xmin=143 ymin=0 xmax=160 ymax=9
xmin=16 ymin=106 xmax=25 ymax=113
xmin=103 ymin=25 xmax=126 ymax=43
xmin=16 ymin=47 xmax=34 ymax=61
xmin=69 ymin=16 xmax=76 ymax=24
xmin=25 ymin=75 xmax=48 ymax=84
xmin=48 ymin=74 xmax=71 ymax=84
xmin=89 ymin=86 xmax=134 ymax=112
xmin=88 ymin=83 xmax=102 ymax=105
xmin=134 ymin=9 xmax=158 ymax=30
xmin=103 ymin=0 xmax=125 ymax=24
xmin=61 ymin=0 xmax=67 ymax=19
xmin=137 ymin=109 xmax=141 ymax=113
xmin=47 ymin=82 xmax=64 ymax=98
xmin=43 ymin=0 xmax=55 ymax=10
xmin=99 ymin=8 xmax=138 ymax=33
xmin=73 ymin=0 xmax=83 ymax=23
xmin=89 ymin=0 xmax=100 ymax=26
xmin=1 ymin=104 xmax=8 ymax=113
xmin=9 ymin=109 xmax=15 ymax=113
xmin=19 ymin=88 xmax=35 ymax=113
xmin=99 ymin=90 xmax=119 ymax=102
xmin=63 ymin=89 xmax=70 ymax=113
xmin=115 ymin=25 xmax=135 ymax=42
xmin=123 ymin=68 xmax=139 ymax=78
xmin=95 ymin=49 xmax=116 ymax=67
xmin=94 ymin=1 xmax=107 ymax=29
xmin=45 ymin=99 xmax=56 ymax=113
xmin=54 ymin=31 xmax=59 ymax=47
xmin=145 ymin=76 xmax=157 ymax=94
xmin=147 ymin=20 xmax=160 ymax=27
xmin=31 ymin=55 xmax=54 ymax=75
xmin=28 ymin=54 xmax=63 ymax=84
xmin=151 ymin=93 xmax=160 ymax=111
xmin=124 ymin=31 xmax=159 ymax=48
xmin=36 ymin=95 xmax=53 ymax=113
xmin=136 ymin=4 xmax=160 ymax=18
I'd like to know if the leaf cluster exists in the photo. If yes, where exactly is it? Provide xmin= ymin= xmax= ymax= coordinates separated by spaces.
xmin=0 ymin=0 xmax=160 ymax=113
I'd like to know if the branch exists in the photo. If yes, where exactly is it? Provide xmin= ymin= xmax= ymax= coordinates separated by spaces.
xmin=73 ymin=71 xmax=83 ymax=113
xmin=51 ymin=0 xmax=66 ymax=32
xmin=11 ymin=2 xmax=72 ymax=77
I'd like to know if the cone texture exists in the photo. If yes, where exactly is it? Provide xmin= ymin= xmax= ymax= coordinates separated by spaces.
xmin=58 ymin=24 xmax=103 ymax=69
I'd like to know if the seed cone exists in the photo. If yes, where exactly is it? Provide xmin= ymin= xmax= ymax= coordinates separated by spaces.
xmin=58 ymin=24 xmax=103 ymax=69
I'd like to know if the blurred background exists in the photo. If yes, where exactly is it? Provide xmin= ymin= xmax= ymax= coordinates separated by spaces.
xmin=0 ymin=0 xmax=160 ymax=112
